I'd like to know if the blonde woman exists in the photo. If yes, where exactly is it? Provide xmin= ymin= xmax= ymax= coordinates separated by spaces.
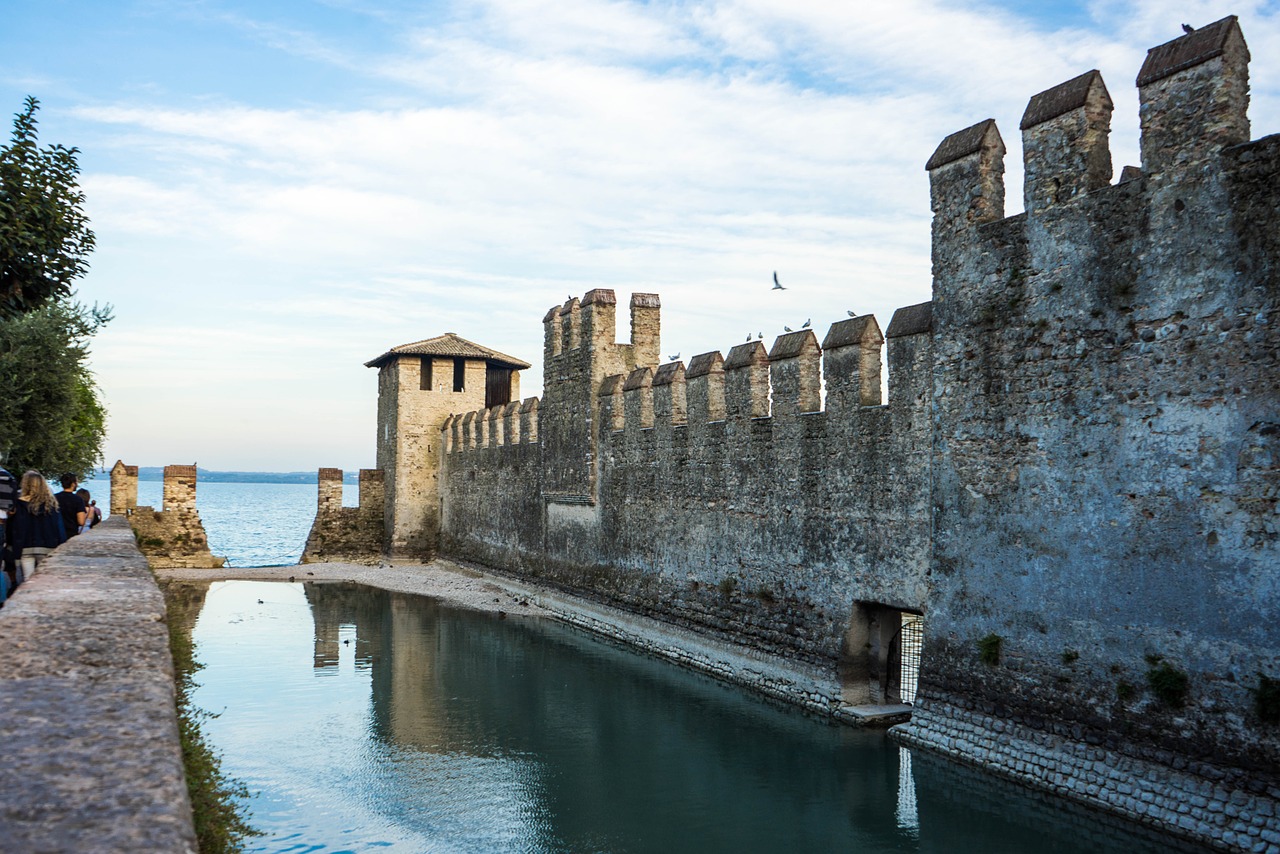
xmin=9 ymin=471 xmax=67 ymax=584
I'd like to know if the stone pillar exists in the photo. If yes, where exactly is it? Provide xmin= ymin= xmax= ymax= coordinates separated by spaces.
xmin=109 ymin=459 xmax=138 ymax=516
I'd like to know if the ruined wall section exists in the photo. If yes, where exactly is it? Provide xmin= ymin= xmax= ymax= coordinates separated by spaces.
xmin=108 ymin=459 xmax=138 ymax=516
xmin=126 ymin=464 xmax=224 ymax=569
xmin=301 ymin=468 xmax=386 ymax=564
xmin=901 ymin=16 xmax=1280 ymax=831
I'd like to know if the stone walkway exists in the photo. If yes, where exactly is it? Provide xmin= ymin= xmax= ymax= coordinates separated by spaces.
xmin=0 ymin=517 xmax=197 ymax=853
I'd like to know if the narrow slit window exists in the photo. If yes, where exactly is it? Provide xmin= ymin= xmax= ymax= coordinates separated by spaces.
xmin=420 ymin=357 xmax=433 ymax=391
xmin=453 ymin=358 xmax=466 ymax=392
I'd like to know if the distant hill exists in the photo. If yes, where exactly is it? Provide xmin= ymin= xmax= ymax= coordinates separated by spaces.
xmin=119 ymin=468 xmax=360 ymax=484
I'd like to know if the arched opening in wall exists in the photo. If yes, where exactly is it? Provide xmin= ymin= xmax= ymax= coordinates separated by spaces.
xmin=841 ymin=602 xmax=924 ymax=707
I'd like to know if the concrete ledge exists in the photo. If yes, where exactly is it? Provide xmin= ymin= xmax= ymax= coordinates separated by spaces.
xmin=0 ymin=517 xmax=198 ymax=853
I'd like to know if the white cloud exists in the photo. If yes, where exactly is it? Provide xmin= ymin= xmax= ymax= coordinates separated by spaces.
xmin=45 ymin=0 xmax=1280 ymax=469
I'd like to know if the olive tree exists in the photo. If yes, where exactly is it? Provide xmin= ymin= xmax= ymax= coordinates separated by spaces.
xmin=0 ymin=96 xmax=95 ymax=319
xmin=0 ymin=299 xmax=111 ymax=477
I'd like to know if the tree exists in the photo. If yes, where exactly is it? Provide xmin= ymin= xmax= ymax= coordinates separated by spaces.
xmin=0 ymin=299 xmax=111 ymax=477
xmin=0 ymin=96 xmax=96 ymax=319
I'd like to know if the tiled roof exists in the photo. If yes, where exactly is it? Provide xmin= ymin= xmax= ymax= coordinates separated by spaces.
xmin=365 ymin=333 xmax=531 ymax=369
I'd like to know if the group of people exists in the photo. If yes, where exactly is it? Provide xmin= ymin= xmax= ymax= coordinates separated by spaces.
xmin=0 ymin=468 xmax=101 ymax=605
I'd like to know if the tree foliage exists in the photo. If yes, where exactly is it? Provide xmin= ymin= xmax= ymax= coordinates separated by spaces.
xmin=0 ymin=96 xmax=96 ymax=319
xmin=0 ymin=298 xmax=111 ymax=477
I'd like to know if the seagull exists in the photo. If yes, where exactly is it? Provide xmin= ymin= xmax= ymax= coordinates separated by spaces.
xmin=772 ymin=272 xmax=786 ymax=290
xmin=847 ymin=310 xmax=858 ymax=317
xmin=1182 ymin=23 xmax=1195 ymax=34
xmin=668 ymin=352 xmax=680 ymax=361
xmin=745 ymin=333 xmax=752 ymax=342
xmin=801 ymin=319 xmax=811 ymax=329
xmin=784 ymin=325 xmax=793 ymax=332
xmin=757 ymin=332 xmax=764 ymax=340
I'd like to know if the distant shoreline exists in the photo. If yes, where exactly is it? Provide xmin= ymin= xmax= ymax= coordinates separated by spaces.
xmin=88 ymin=467 xmax=361 ymax=485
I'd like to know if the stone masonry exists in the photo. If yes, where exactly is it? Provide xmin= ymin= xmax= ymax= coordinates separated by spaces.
xmin=419 ymin=16 xmax=1280 ymax=853
xmin=121 ymin=463 xmax=224 ymax=569
xmin=0 ymin=517 xmax=199 ymax=852
xmin=300 ymin=467 xmax=386 ymax=563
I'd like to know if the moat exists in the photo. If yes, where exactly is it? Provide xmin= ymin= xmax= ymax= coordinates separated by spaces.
xmin=181 ymin=580 xmax=1211 ymax=853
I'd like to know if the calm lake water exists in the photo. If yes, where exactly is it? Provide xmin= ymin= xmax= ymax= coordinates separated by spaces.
xmin=180 ymin=580 xmax=1211 ymax=854
xmin=83 ymin=477 xmax=350 ymax=567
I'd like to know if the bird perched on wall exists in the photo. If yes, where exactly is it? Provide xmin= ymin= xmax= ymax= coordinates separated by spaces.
xmin=1182 ymin=23 xmax=1195 ymax=33
xmin=745 ymin=333 xmax=752 ymax=342
xmin=784 ymin=325 xmax=793 ymax=332
xmin=757 ymin=332 xmax=764 ymax=340
xmin=847 ymin=310 xmax=858 ymax=317
xmin=772 ymin=272 xmax=786 ymax=290
xmin=801 ymin=319 xmax=811 ymax=329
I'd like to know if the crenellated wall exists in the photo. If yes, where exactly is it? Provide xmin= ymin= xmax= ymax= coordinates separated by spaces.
xmin=432 ymin=16 xmax=1279 ymax=851
xmin=121 ymin=464 xmax=224 ymax=569
xmin=894 ymin=15 xmax=1280 ymax=850
xmin=300 ymin=468 xmax=387 ymax=564
xmin=441 ymin=298 xmax=934 ymax=699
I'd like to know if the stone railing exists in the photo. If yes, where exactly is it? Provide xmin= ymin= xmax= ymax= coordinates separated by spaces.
xmin=0 ymin=517 xmax=198 ymax=852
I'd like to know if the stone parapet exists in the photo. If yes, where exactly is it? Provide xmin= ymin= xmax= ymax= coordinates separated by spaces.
xmin=0 ymin=517 xmax=198 ymax=852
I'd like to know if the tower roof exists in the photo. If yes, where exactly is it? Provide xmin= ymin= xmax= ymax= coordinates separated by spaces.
xmin=365 ymin=333 xmax=531 ymax=370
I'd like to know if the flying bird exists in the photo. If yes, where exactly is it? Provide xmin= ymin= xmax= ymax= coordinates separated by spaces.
xmin=801 ymin=319 xmax=811 ymax=329
xmin=772 ymin=272 xmax=786 ymax=290
xmin=668 ymin=352 xmax=680 ymax=361
xmin=1182 ymin=23 xmax=1195 ymax=33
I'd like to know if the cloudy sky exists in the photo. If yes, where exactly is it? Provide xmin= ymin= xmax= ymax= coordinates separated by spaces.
xmin=3 ymin=0 xmax=1277 ymax=472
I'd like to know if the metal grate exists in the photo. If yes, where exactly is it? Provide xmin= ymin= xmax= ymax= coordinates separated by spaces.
xmin=899 ymin=613 xmax=924 ymax=705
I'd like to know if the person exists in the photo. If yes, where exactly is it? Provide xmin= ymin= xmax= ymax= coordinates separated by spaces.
xmin=76 ymin=488 xmax=101 ymax=532
xmin=10 ymin=471 xmax=66 ymax=583
xmin=55 ymin=473 xmax=86 ymax=538
xmin=0 ymin=461 xmax=15 ymax=603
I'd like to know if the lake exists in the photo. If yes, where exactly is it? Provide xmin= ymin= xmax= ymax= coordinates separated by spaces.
xmin=82 ymin=476 xmax=351 ymax=567
xmin=178 ymin=579 xmax=1212 ymax=854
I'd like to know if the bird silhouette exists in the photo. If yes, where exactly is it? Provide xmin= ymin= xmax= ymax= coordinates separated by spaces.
xmin=784 ymin=325 xmax=793 ymax=332
xmin=745 ymin=333 xmax=752 ymax=342
xmin=772 ymin=272 xmax=786 ymax=290
xmin=801 ymin=319 xmax=811 ymax=329
xmin=1182 ymin=23 xmax=1195 ymax=34
xmin=668 ymin=352 xmax=680 ymax=361
xmin=847 ymin=310 xmax=858 ymax=317
xmin=757 ymin=332 xmax=764 ymax=340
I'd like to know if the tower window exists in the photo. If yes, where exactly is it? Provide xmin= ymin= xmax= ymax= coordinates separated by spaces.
xmin=420 ymin=357 xmax=433 ymax=391
xmin=453 ymin=358 xmax=466 ymax=392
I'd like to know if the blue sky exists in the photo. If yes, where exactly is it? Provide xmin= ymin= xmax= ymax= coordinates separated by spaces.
xmin=3 ymin=0 xmax=1278 ymax=471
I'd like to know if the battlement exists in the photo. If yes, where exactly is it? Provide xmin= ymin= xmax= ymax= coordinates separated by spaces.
xmin=301 ymin=468 xmax=386 ymax=563
xmin=542 ymin=289 xmax=660 ymax=379
xmin=928 ymin=16 xmax=1257 ymax=295
xmin=444 ymin=396 xmax=542 ymax=453
xmin=596 ymin=306 xmax=929 ymax=433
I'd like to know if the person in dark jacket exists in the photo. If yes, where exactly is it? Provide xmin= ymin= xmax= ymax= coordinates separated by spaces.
xmin=55 ymin=473 xmax=86 ymax=537
xmin=10 ymin=471 xmax=66 ymax=583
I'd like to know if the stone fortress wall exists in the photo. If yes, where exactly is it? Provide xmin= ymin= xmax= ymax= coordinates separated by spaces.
xmin=300 ymin=467 xmax=386 ymax=563
xmin=422 ymin=17 xmax=1279 ymax=851
xmin=111 ymin=461 xmax=224 ymax=569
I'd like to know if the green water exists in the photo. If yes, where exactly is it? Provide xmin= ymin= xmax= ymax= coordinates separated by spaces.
xmin=185 ymin=581 xmax=1209 ymax=853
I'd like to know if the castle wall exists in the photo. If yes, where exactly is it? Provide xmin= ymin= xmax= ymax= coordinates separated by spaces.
xmin=431 ymin=17 xmax=1277 ymax=850
xmin=301 ymin=468 xmax=386 ymax=563
xmin=441 ymin=302 xmax=934 ymax=685
xmin=125 ymin=464 xmax=223 ymax=569
xmin=895 ymin=18 xmax=1280 ymax=850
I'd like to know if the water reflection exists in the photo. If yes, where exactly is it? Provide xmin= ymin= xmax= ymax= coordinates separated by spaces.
xmin=186 ymin=581 xmax=1210 ymax=854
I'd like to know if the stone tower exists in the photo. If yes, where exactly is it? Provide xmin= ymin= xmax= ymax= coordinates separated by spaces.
xmin=366 ymin=334 xmax=530 ymax=561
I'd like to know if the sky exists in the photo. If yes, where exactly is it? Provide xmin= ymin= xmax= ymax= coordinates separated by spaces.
xmin=2 ymin=0 xmax=1278 ymax=472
